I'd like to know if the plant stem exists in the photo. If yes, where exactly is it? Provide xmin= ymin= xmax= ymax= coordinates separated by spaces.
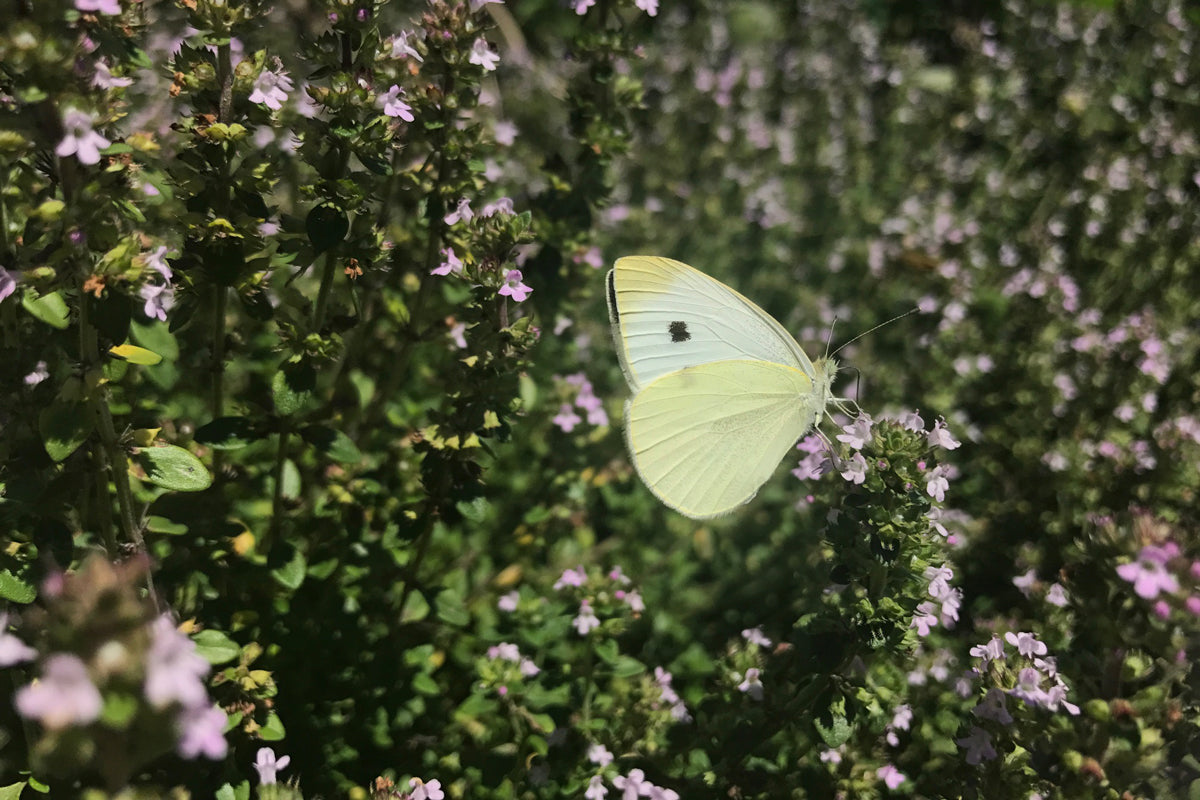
xmin=267 ymin=423 xmax=292 ymax=546
xmin=312 ymin=250 xmax=337 ymax=331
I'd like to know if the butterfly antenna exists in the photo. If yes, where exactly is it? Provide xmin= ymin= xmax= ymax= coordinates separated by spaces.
xmin=829 ymin=307 xmax=920 ymax=359
xmin=824 ymin=317 xmax=838 ymax=359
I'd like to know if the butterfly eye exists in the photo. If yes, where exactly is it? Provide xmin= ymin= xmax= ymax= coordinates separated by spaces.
xmin=668 ymin=321 xmax=691 ymax=343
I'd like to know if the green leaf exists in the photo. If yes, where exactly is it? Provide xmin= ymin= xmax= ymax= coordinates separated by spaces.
xmin=135 ymin=445 xmax=212 ymax=492
xmin=193 ymin=629 xmax=240 ymax=665
xmin=145 ymin=515 xmax=188 ymax=535
xmin=22 ymin=291 xmax=69 ymax=329
xmin=196 ymin=416 xmax=264 ymax=450
xmin=612 ymin=656 xmax=646 ymax=678
xmin=813 ymin=694 xmax=852 ymax=748
xmin=39 ymin=400 xmax=93 ymax=462
xmin=130 ymin=319 xmax=179 ymax=360
xmin=259 ymin=711 xmax=286 ymax=741
xmin=305 ymin=203 xmax=349 ymax=253
xmin=435 ymin=588 xmax=470 ymax=627
xmin=271 ymin=547 xmax=306 ymax=590
xmin=300 ymin=425 xmax=362 ymax=463
xmin=0 ymin=783 xmax=25 ymax=800
xmin=0 ymin=570 xmax=37 ymax=604
xmin=272 ymin=359 xmax=315 ymax=416
xmin=412 ymin=672 xmax=440 ymax=696
xmin=109 ymin=343 xmax=162 ymax=365
xmin=456 ymin=497 xmax=491 ymax=524
xmin=215 ymin=783 xmax=252 ymax=800
xmin=100 ymin=692 xmax=139 ymax=728
xmin=594 ymin=639 xmax=620 ymax=665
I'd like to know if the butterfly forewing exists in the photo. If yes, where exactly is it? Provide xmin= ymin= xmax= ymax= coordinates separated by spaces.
xmin=624 ymin=360 xmax=820 ymax=518
xmin=608 ymin=256 xmax=816 ymax=391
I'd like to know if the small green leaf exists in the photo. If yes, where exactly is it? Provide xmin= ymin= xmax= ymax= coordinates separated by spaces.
xmin=813 ymin=694 xmax=852 ymax=748
xmin=130 ymin=319 xmax=179 ymax=360
xmin=145 ymin=516 xmax=188 ymax=535
xmin=0 ymin=570 xmax=37 ymax=604
xmin=135 ymin=445 xmax=212 ymax=491
xmin=259 ymin=711 xmax=286 ymax=741
xmin=39 ymin=400 xmax=93 ymax=462
xmin=435 ymin=588 xmax=470 ymax=627
xmin=456 ymin=497 xmax=491 ymax=524
xmin=412 ymin=672 xmax=440 ymax=695
xmin=109 ymin=343 xmax=162 ymax=365
xmin=305 ymin=203 xmax=349 ymax=253
xmin=100 ymin=692 xmax=139 ymax=728
xmin=271 ymin=547 xmax=306 ymax=590
xmin=196 ymin=416 xmax=264 ymax=450
xmin=272 ymin=359 xmax=315 ymax=416
xmin=22 ymin=291 xmax=69 ymax=329
xmin=193 ymin=629 xmax=240 ymax=665
xmin=612 ymin=656 xmax=646 ymax=678
xmin=0 ymin=783 xmax=26 ymax=800
xmin=300 ymin=425 xmax=362 ymax=463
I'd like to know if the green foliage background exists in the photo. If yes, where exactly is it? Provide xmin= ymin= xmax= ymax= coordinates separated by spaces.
xmin=1 ymin=0 xmax=1198 ymax=797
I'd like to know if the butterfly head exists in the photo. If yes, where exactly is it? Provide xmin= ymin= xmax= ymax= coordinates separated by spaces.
xmin=814 ymin=357 xmax=857 ymax=420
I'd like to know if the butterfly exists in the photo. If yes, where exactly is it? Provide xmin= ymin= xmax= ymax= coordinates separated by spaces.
xmin=606 ymin=255 xmax=844 ymax=519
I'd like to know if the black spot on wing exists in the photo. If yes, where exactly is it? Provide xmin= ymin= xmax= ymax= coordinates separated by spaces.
xmin=668 ymin=320 xmax=691 ymax=343
xmin=606 ymin=271 xmax=619 ymax=325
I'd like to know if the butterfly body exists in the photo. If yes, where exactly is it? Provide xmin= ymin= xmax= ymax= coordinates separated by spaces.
xmin=607 ymin=256 xmax=838 ymax=519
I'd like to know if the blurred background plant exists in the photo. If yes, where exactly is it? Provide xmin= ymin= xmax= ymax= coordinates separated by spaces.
xmin=1 ymin=0 xmax=1197 ymax=797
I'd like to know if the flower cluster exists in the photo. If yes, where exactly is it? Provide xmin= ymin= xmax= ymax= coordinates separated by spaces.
xmin=552 ymin=372 xmax=610 ymax=433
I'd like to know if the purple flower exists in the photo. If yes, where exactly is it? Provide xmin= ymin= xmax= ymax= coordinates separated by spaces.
xmin=836 ymin=415 xmax=873 ymax=449
xmin=1012 ymin=568 xmax=1037 ymax=596
xmin=924 ymin=565 xmax=954 ymax=600
xmin=431 ymin=247 xmax=463 ymax=276
xmin=487 ymin=642 xmax=521 ymax=661
xmin=76 ymin=0 xmax=121 ymax=14
xmin=387 ymin=30 xmax=423 ymax=61
xmin=0 ymin=614 xmax=36 ymax=666
xmin=142 ymin=245 xmax=173 ymax=280
xmin=497 ymin=590 xmax=519 ymax=612
xmin=635 ymin=0 xmax=658 ymax=14
xmin=1004 ymin=631 xmax=1047 ymax=658
xmin=140 ymin=282 xmax=174 ymax=321
xmin=897 ymin=409 xmax=924 ymax=431
xmin=499 ymin=269 xmax=532 ymax=302
xmin=249 ymin=65 xmax=293 ymax=111
xmin=737 ymin=668 xmax=763 ymax=700
xmin=927 ymin=419 xmax=962 ymax=449
xmin=1046 ymin=583 xmax=1069 ymax=607
xmin=926 ymin=466 xmax=949 ymax=502
xmin=469 ymin=38 xmax=499 ymax=72
xmin=552 ymin=403 xmax=582 ymax=432
xmin=145 ymin=616 xmax=211 ymax=709
xmin=587 ymin=742 xmax=614 ymax=766
xmin=0 ymin=266 xmax=17 ymax=303
xmin=553 ymin=567 xmax=586 ymax=589
xmin=253 ymin=747 xmax=291 ymax=785
xmin=377 ymin=85 xmax=415 ymax=121
xmin=585 ymin=775 xmax=608 ymax=800
xmin=1010 ymin=666 xmax=1045 ymax=705
xmin=969 ymin=635 xmax=1005 ymax=664
xmin=482 ymin=197 xmax=515 ymax=217
xmin=409 ymin=778 xmax=444 ymax=800
xmin=612 ymin=769 xmax=647 ymax=800
xmin=876 ymin=763 xmax=906 ymax=789
xmin=972 ymin=688 xmax=1013 ymax=724
xmin=177 ymin=704 xmax=228 ymax=759
xmin=741 ymin=627 xmax=772 ymax=648
xmin=573 ymin=600 xmax=600 ymax=635
xmin=92 ymin=60 xmax=134 ymax=89
xmin=839 ymin=452 xmax=868 ymax=484
xmin=956 ymin=726 xmax=997 ymax=765
xmin=444 ymin=198 xmax=474 ymax=226
xmin=56 ymin=109 xmax=110 ymax=165
xmin=891 ymin=704 xmax=913 ymax=731
xmin=574 ymin=0 xmax=596 ymax=14
xmin=1117 ymin=546 xmax=1180 ymax=599
xmin=16 ymin=654 xmax=103 ymax=730
xmin=792 ymin=451 xmax=830 ymax=481
xmin=910 ymin=601 xmax=939 ymax=637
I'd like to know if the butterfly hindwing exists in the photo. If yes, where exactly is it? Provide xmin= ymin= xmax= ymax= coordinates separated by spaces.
xmin=624 ymin=359 xmax=820 ymax=518
xmin=607 ymin=256 xmax=816 ymax=391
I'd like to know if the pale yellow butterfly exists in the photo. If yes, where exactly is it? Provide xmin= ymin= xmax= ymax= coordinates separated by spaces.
xmin=607 ymin=256 xmax=842 ymax=519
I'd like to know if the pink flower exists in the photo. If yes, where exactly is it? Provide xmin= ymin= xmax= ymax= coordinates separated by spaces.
xmin=76 ymin=0 xmax=121 ymax=14
xmin=0 ymin=266 xmax=16 ymax=303
xmin=1116 ymin=546 xmax=1180 ymax=599
xmin=612 ymin=770 xmax=647 ymax=800
xmin=377 ymin=85 xmax=415 ymax=121
xmin=926 ymin=466 xmax=949 ymax=502
xmin=0 ymin=614 xmax=36 ymax=666
xmin=431 ymin=247 xmax=463 ymax=276
xmin=587 ymin=742 xmax=613 ymax=766
xmin=499 ymin=269 xmax=532 ymax=302
xmin=553 ymin=567 xmax=586 ymax=589
xmin=144 ymin=616 xmax=211 ymax=709
xmin=176 ymin=704 xmax=228 ymax=759
xmin=469 ymin=38 xmax=499 ymax=72
xmin=585 ymin=775 xmax=608 ymax=800
xmin=444 ymin=198 xmax=474 ymax=225
xmin=552 ymin=403 xmax=582 ymax=432
xmin=249 ymin=65 xmax=293 ymax=111
xmin=16 ymin=654 xmax=102 ymax=729
xmin=56 ymin=109 xmax=110 ymax=165
xmin=910 ymin=601 xmax=939 ymax=636
xmin=839 ymin=452 xmax=868 ymax=484
xmin=635 ymin=0 xmax=658 ymax=14
xmin=409 ymin=778 xmax=444 ymax=800
xmin=836 ymin=414 xmax=873 ymax=449
xmin=140 ymin=281 xmax=175 ymax=321
xmin=1004 ymin=631 xmax=1047 ymax=658
xmin=741 ymin=627 xmax=772 ymax=648
xmin=927 ymin=419 xmax=962 ymax=449
xmin=573 ymin=600 xmax=600 ymax=635
xmin=737 ymin=668 xmax=763 ymax=700
xmin=876 ymin=763 xmax=906 ymax=788
xmin=387 ymin=30 xmax=423 ymax=61
xmin=497 ymin=590 xmax=519 ymax=612
xmin=253 ymin=747 xmax=291 ymax=785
